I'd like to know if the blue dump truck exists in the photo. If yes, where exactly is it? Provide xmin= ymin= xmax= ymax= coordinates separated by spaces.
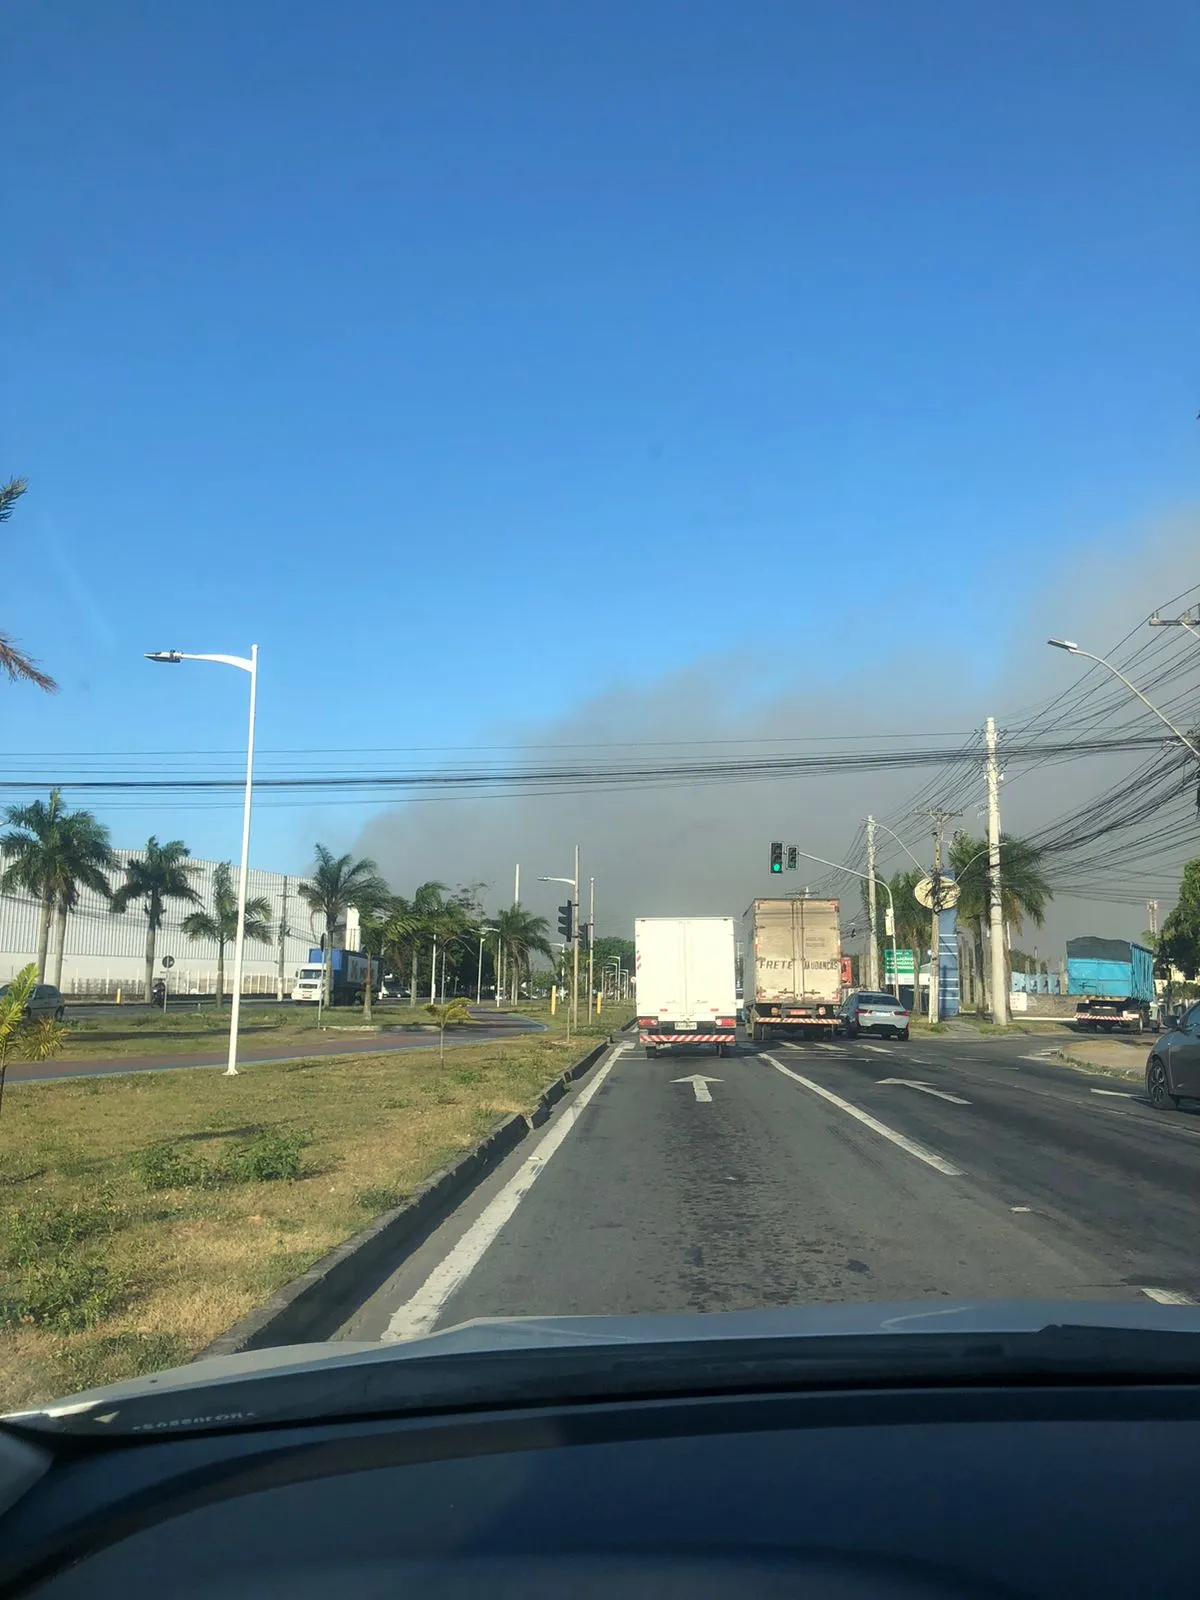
xmin=1066 ymin=936 xmax=1157 ymax=1033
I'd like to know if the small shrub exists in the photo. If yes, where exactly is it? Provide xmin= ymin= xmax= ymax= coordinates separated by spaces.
xmin=453 ymin=1069 xmax=482 ymax=1086
xmin=130 ymin=1142 xmax=210 ymax=1190
xmin=4 ymin=1195 xmax=129 ymax=1269
xmin=221 ymin=1128 xmax=309 ymax=1184
xmin=2 ymin=1258 xmax=126 ymax=1334
xmin=354 ymin=1184 xmax=405 ymax=1213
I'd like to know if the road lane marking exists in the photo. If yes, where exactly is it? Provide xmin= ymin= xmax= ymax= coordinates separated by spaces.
xmin=1141 ymin=1287 xmax=1195 ymax=1305
xmin=1020 ymin=1052 xmax=1059 ymax=1062
xmin=381 ymin=1046 xmax=622 ymax=1342
xmin=878 ymin=1077 xmax=972 ymax=1105
xmin=762 ymin=1054 xmax=964 ymax=1176
xmin=673 ymin=1073 xmax=721 ymax=1102
xmin=1090 ymin=1088 xmax=1135 ymax=1098
xmin=862 ymin=1044 xmax=892 ymax=1054
xmin=1010 ymin=1206 xmax=1033 ymax=1213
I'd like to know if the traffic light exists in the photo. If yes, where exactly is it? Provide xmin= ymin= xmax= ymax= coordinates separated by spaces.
xmin=786 ymin=846 xmax=799 ymax=870
xmin=579 ymin=923 xmax=591 ymax=954
xmin=770 ymin=842 xmax=784 ymax=874
xmin=557 ymin=902 xmax=575 ymax=940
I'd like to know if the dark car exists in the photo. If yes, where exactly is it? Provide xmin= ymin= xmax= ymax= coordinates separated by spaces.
xmin=0 ymin=981 xmax=66 ymax=1021
xmin=1145 ymin=1001 xmax=1200 ymax=1111
xmin=839 ymin=990 xmax=910 ymax=1041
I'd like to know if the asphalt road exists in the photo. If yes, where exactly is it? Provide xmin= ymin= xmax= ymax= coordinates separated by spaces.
xmin=340 ymin=1027 xmax=1199 ymax=1341
xmin=7 ymin=1008 xmax=543 ymax=1083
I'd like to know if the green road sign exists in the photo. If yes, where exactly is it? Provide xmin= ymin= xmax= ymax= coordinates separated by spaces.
xmin=885 ymin=947 xmax=916 ymax=979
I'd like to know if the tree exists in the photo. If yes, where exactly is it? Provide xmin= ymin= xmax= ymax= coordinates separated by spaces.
xmin=181 ymin=862 xmax=273 ymax=1006
xmin=110 ymin=838 xmax=201 ymax=1001
xmin=949 ymin=832 xmax=1051 ymax=1012
xmin=0 ymin=478 xmax=57 ymax=692
xmin=424 ymin=997 xmax=473 ymax=1065
xmin=1 ymin=789 xmax=116 ymax=983
xmin=493 ymin=905 xmax=553 ymax=1004
xmin=0 ymin=965 xmax=67 ymax=1120
xmin=296 ymin=844 xmax=390 ymax=1007
xmin=1160 ymin=859 xmax=1200 ymax=981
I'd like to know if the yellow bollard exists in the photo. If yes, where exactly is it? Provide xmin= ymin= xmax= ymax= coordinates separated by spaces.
xmin=595 ymin=990 xmax=602 ymax=1015
xmin=115 ymin=987 xmax=121 ymax=1005
xmin=550 ymin=985 xmax=557 ymax=1015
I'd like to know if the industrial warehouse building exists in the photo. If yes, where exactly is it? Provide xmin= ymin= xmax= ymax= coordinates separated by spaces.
xmin=0 ymin=848 xmax=318 ymax=999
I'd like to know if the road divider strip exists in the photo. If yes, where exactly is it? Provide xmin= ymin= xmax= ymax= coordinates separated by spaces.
xmin=762 ymin=1053 xmax=964 ymax=1176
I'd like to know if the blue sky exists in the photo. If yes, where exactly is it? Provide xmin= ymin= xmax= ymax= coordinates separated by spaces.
xmin=4 ymin=0 xmax=1197 ymax=878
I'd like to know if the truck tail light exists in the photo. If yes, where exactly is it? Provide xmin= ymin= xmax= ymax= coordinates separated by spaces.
xmin=637 ymin=1016 xmax=655 ymax=1028
xmin=716 ymin=1017 xmax=735 ymax=1029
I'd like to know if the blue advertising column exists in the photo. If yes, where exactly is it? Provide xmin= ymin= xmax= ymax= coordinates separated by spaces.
xmin=937 ymin=872 xmax=960 ymax=1018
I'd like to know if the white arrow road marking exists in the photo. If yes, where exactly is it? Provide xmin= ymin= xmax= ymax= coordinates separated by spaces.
xmin=673 ymin=1074 xmax=722 ymax=1102
xmin=877 ymin=1078 xmax=972 ymax=1105
xmin=1089 ymin=1088 xmax=1134 ymax=1098
xmin=763 ymin=1054 xmax=963 ymax=1176
xmin=382 ymin=1046 xmax=621 ymax=1342
xmin=861 ymin=1044 xmax=892 ymax=1054
xmin=1141 ymin=1287 xmax=1195 ymax=1305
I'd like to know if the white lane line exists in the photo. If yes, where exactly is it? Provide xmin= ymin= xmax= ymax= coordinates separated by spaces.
xmin=762 ymin=1053 xmax=963 ymax=1176
xmin=1011 ymin=1206 xmax=1033 ymax=1213
xmin=862 ymin=1044 xmax=892 ymax=1055
xmin=878 ymin=1077 xmax=972 ymax=1105
xmin=1141 ymin=1287 xmax=1195 ymax=1306
xmin=1020 ymin=1051 xmax=1059 ymax=1062
xmin=1090 ymin=1088 xmax=1135 ymax=1098
xmin=382 ymin=1048 xmax=622 ymax=1342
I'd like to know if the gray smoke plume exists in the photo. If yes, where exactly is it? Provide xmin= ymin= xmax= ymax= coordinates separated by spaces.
xmin=357 ymin=511 xmax=1199 ymax=955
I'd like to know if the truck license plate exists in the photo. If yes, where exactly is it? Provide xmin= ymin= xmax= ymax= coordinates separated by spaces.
xmin=674 ymin=1020 xmax=697 ymax=1031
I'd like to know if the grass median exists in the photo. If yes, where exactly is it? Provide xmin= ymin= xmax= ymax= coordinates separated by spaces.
xmin=0 ymin=1022 xmax=624 ymax=1412
xmin=56 ymin=1004 xmax=434 ymax=1061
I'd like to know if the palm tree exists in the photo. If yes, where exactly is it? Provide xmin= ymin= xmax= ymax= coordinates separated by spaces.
xmin=493 ymin=905 xmax=553 ymax=1004
xmin=949 ymin=832 xmax=1051 ymax=1012
xmin=0 ymin=478 xmax=57 ymax=693
xmin=425 ymin=997 xmax=473 ymax=1065
xmin=1 ymin=789 xmax=116 ymax=983
xmin=181 ymin=862 xmax=274 ymax=1006
xmin=402 ymin=881 xmax=450 ymax=1005
xmin=110 ymin=838 xmax=202 ymax=1001
xmin=296 ymin=844 xmax=390 ymax=1007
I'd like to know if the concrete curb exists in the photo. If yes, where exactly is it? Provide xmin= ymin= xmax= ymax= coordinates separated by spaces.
xmin=201 ymin=1034 xmax=615 ymax=1358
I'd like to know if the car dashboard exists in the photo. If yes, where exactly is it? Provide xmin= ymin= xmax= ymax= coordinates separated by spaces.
xmin=2 ymin=1378 xmax=1199 ymax=1597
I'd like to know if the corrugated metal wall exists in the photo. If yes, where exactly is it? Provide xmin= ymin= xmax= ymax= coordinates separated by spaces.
xmin=0 ymin=848 xmax=316 ymax=995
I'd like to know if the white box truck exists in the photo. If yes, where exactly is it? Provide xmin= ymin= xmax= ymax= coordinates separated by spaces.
xmin=634 ymin=916 xmax=738 ymax=1058
xmin=743 ymin=897 xmax=842 ymax=1041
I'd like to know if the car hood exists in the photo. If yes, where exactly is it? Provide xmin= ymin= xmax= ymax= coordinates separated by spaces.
xmin=8 ymin=1300 xmax=1200 ymax=1436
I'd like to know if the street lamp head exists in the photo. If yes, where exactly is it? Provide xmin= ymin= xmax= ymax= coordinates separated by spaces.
xmin=145 ymin=650 xmax=183 ymax=664
xmin=1047 ymin=638 xmax=1079 ymax=653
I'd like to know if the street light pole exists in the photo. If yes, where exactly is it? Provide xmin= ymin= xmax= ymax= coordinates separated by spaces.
xmin=1048 ymin=639 xmax=1200 ymax=760
xmin=145 ymin=646 xmax=258 ymax=1076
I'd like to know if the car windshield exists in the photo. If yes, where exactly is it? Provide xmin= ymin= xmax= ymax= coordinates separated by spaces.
xmin=3 ymin=3 xmax=1198 ymax=1427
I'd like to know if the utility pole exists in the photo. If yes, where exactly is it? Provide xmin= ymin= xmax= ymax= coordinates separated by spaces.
xmin=865 ymin=816 xmax=880 ymax=990
xmin=277 ymin=876 xmax=288 ymax=1001
xmin=587 ymin=875 xmax=595 ymax=1017
xmin=986 ymin=716 xmax=1008 ymax=1026
xmin=1148 ymin=900 xmax=1159 ymax=938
